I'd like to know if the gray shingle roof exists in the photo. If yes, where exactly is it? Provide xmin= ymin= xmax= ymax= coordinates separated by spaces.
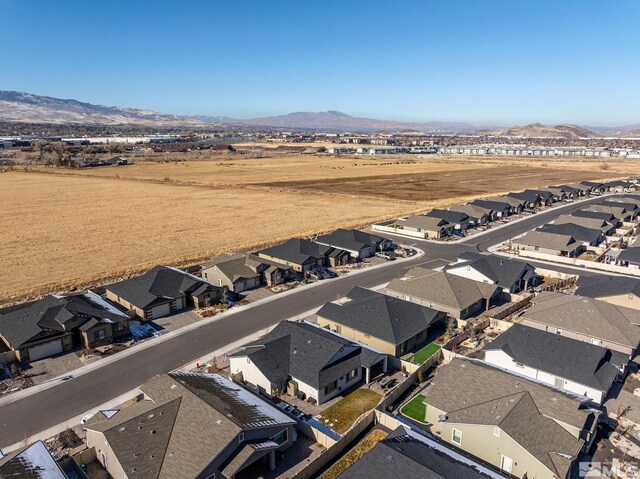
xmin=316 ymin=287 xmax=444 ymax=345
xmin=537 ymin=223 xmax=603 ymax=244
xmin=470 ymin=199 xmax=511 ymax=212
xmin=446 ymin=203 xmax=491 ymax=221
xmin=400 ymin=215 xmax=450 ymax=231
xmin=336 ymin=427 xmax=494 ymax=479
xmin=106 ymin=265 xmax=220 ymax=309
xmin=444 ymin=252 xmax=535 ymax=291
xmin=618 ymin=247 xmax=640 ymax=265
xmin=423 ymin=359 xmax=590 ymax=479
xmin=0 ymin=293 xmax=128 ymax=349
xmin=86 ymin=373 xmax=295 ymax=479
xmin=512 ymin=230 xmax=580 ymax=251
xmin=256 ymin=238 xmax=331 ymax=266
xmin=387 ymin=268 xmax=500 ymax=311
xmin=572 ymin=209 xmax=618 ymax=223
xmin=231 ymin=321 xmax=383 ymax=390
xmin=314 ymin=229 xmax=386 ymax=253
xmin=523 ymin=292 xmax=640 ymax=349
xmin=425 ymin=209 xmax=469 ymax=224
xmin=576 ymin=274 xmax=640 ymax=300
xmin=485 ymin=324 xmax=621 ymax=391
xmin=0 ymin=440 xmax=67 ymax=479
xmin=554 ymin=214 xmax=615 ymax=232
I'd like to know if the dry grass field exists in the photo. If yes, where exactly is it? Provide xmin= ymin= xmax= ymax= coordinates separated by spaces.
xmin=1 ymin=154 xmax=638 ymax=305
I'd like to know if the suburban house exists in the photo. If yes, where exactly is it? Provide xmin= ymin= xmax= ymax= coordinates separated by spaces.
xmin=484 ymin=324 xmax=624 ymax=404
xmin=491 ymin=195 xmax=525 ymax=214
xmin=373 ymin=215 xmax=454 ymax=239
xmin=422 ymin=358 xmax=599 ymax=479
xmin=229 ymin=321 xmax=387 ymax=404
xmin=537 ymin=223 xmax=605 ymax=247
xmin=0 ymin=293 xmax=130 ymax=362
xmin=584 ymin=204 xmax=635 ymax=222
xmin=315 ymin=286 xmax=445 ymax=356
xmin=563 ymin=183 xmax=589 ymax=196
xmin=617 ymin=247 xmax=640 ymax=268
xmin=469 ymin=199 xmax=512 ymax=218
xmin=526 ymin=188 xmax=556 ymax=205
xmin=85 ymin=372 xmax=297 ymax=479
xmin=200 ymin=254 xmax=289 ymax=293
xmin=576 ymin=274 xmax=640 ymax=311
xmin=425 ymin=209 xmax=470 ymax=232
xmin=519 ymin=292 xmax=640 ymax=358
xmin=446 ymin=203 xmax=493 ymax=225
xmin=386 ymin=267 xmax=502 ymax=321
xmin=256 ymin=238 xmax=349 ymax=272
xmin=505 ymin=191 xmax=542 ymax=210
xmin=579 ymin=181 xmax=606 ymax=195
xmin=105 ymin=156 xmax=128 ymax=165
xmin=605 ymin=180 xmax=634 ymax=192
xmin=572 ymin=209 xmax=621 ymax=227
xmin=539 ymin=187 xmax=568 ymax=202
xmin=105 ymin=265 xmax=225 ymax=321
xmin=443 ymin=252 xmax=536 ymax=294
xmin=336 ymin=426 xmax=500 ymax=479
xmin=512 ymin=230 xmax=585 ymax=257
xmin=602 ymin=199 xmax=640 ymax=215
xmin=0 ymin=440 xmax=69 ymax=478
xmin=313 ymin=228 xmax=392 ymax=260
xmin=553 ymin=214 xmax=617 ymax=236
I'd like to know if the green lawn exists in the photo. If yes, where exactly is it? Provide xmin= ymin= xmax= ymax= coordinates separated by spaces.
xmin=400 ymin=394 xmax=427 ymax=423
xmin=408 ymin=343 xmax=441 ymax=364
xmin=319 ymin=389 xmax=382 ymax=434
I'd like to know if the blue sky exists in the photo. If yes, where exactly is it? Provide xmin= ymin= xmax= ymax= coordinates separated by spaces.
xmin=2 ymin=0 xmax=639 ymax=126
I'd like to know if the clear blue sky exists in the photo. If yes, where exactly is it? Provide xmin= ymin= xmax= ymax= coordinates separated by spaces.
xmin=2 ymin=0 xmax=639 ymax=126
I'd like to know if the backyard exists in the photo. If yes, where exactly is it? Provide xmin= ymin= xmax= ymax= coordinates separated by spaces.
xmin=407 ymin=343 xmax=441 ymax=365
xmin=319 ymin=429 xmax=388 ymax=479
xmin=318 ymin=388 xmax=382 ymax=434
xmin=400 ymin=393 xmax=427 ymax=423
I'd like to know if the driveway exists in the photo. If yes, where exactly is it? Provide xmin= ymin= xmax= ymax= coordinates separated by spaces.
xmin=24 ymin=352 xmax=84 ymax=385
xmin=152 ymin=310 xmax=202 ymax=334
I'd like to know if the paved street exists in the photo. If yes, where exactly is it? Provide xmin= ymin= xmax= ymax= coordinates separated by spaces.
xmin=0 ymin=193 xmax=634 ymax=448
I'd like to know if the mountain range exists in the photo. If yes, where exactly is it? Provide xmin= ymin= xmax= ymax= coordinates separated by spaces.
xmin=0 ymin=91 xmax=639 ymax=137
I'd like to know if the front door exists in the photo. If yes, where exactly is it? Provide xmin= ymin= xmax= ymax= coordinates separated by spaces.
xmin=501 ymin=455 xmax=513 ymax=474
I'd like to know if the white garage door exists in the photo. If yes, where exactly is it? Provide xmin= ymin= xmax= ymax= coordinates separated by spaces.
xmin=28 ymin=339 xmax=63 ymax=361
xmin=151 ymin=302 xmax=172 ymax=319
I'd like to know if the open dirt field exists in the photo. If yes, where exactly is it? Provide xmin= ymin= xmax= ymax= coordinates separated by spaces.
xmin=1 ymin=154 xmax=638 ymax=304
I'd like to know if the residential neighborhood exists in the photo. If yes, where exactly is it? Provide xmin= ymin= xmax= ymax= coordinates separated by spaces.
xmin=4 ymin=182 xmax=640 ymax=479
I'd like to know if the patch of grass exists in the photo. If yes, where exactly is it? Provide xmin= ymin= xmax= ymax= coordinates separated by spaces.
xmin=409 ymin=343 xmax=441 ymax=364
xmin=400 ymin=394 xmax=427 ymax=423
xmin=320 ymin=429 xmax=388 ymax=479
xmin=319 ymin=389 xmax=381 ymax=434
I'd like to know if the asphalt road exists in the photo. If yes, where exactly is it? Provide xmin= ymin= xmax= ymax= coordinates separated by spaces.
xmin=0 ymin=194 xmax=632 ymax=448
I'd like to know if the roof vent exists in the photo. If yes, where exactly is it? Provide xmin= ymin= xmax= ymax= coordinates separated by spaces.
xmin=119 ymin=427 xmax=127 ymax=432
xmin=148 ymin=413 xmax=155 ymax=419
xmin=150 ymin=430 xmax=156 ymax=435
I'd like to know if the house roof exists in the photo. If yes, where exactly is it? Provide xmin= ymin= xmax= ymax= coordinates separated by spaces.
xmin=425 ymin=209 xmax=469 ymax=224
xmin=446 ymin=203 xmax=491 ymax=221
xmin=485 ymin=324 xmax=621 ymax=391
xmin=522 ymin=292 xmax=640 ymax=349
xmin=85 ymin=373 xmax=295 ymax=479
xmin=618 ymin=247 xmax=640 ymax=265
xmin=314 ymin=229 xmax=386 ymax=253
xmin=400 ymin=215 xmax=450 ymax=231
xmin=0 ymin=440 xmax=67 ymax=479
xmin=572 ymin=210 xmax=618 ymax=223
xmin=230 ymin=321 xmax=383 ymax=390
xmin=106 ymin=265 xmax=219 ymax=309
xmin=336 ymin=426 xmax=497 ymax=479
xmin=601 ymin=200 xmax=639 ymax=212
xmin=316 ymin=287 xmax=444 ymax=346
xmin=551 ymin=184 xmax=582 ymax=194
xmin=489 ymin=195 xmax=524 ymax=208
xmin=512 ymin=230 xmax=581 ymax=251
xmin=576 ymin=274 xmax=640 ymax=300
xmin=386 ymin=268 xmax=500 ymax=312
xmin=422 ymin=359 xmax=590 ymax=479
xmin=584 ymin=204 xmax=629 ymax=217
xmin=257 ymin=238 xmax=333 ymax=266
xmin=553 ymin=214 xmax=615 ymax=232
xmin=0 ymin=293 xmax=128 ymax=349
xmin=204 ymin=256 xmax=261 ymax=283
xmin=470 ymin=199 xmax=511 ymax=211
xmin=506 ymin=191 xmax=542 ymax=203
xmin=444 ymin=252 xmax=535 ymax=290
xmin=537 ymin=223 xmax=603 ymax=244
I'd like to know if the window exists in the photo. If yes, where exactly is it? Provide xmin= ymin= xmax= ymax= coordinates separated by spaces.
xmin=400 ymin=341 xmax=408 ymax=354
xmin=534 ymin=246 xmax=541 ymax=251
xmin=494 ymin=427 xmax=501 ymax=437
xmin=325 ymin=381 xmax=338 ymax=395
xmin=556 ymin=328 xmax=562 ymax=335
xmin=94 ymin=330 xmax=106 ymax=341
xmin=452 ymin=428 xmax=462 ymax=445
xmin=114 ymin=323 xmax=125 ymax=332
xmin=348 ymin=368 xmax=358 ymax=380
xmin=238 ymin=432 xmax=245 ymax=443
xmin=591 ymin=338 xmax=601 ymax=345
xmin=271 ymin=429 xmax=288 ymax=445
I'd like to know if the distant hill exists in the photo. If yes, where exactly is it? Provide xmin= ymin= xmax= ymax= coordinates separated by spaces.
xmin=238 ymin=110 xmax=475 ymax=133
xmin=475 ymin=123 xmax=600 ymax=139
xmin=0 ymin=91 xmax=208 ymax=126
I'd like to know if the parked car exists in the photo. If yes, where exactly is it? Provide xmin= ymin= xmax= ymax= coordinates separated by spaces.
xmin=375 ymin=251 xmax=395 ymax=260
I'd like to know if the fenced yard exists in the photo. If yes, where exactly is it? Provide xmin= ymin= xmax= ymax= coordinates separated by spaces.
xmin=406 ymin=343 xmax=441 ymax=365
xmin=400 ymin=393 xmax=427 ymax=423
xmin=317 ymin=389 xmax=382 ymax=434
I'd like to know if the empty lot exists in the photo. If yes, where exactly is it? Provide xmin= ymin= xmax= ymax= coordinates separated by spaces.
xmin=1 ymin=154 xmax=636 ymax=304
